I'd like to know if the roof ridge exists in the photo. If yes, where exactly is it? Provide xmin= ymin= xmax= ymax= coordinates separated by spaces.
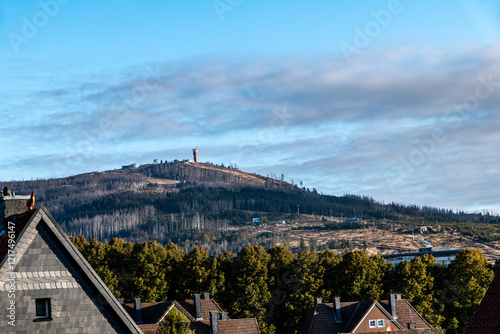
xmin=209 ymin=297 xmax=227 ymax=315
xmin=0 ymin=206 xmax=142 ymax=333
xmin=172 ymin=300 xmax=196 ymax=322
xmin=396 ymin=298 xmax=433 ymax=328
xmin=342 ymin=301 xmax=362 ymax=332
xmin=373 ymin=300 xmax=403 ymax=331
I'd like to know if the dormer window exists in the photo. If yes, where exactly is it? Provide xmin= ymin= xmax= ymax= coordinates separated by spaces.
xmin=35 ymin=298 xmax=51 ymax=320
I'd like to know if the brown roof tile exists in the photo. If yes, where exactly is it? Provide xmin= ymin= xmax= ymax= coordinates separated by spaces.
xmin=219 ymin=318 xmax=259 ymax=334
xmin=465 ymin=269 xmax=500 ymax=334
xmin=298 ymin=299 xmax=440 ymax=334
xmin=178 ymin=298 xmax=224 ymax=321
xmin=379 ymin=299 xmax=432 ymax=330
xmin=356 ymin=330 xmax=442 ymax=334
xmin=124 ymin=298 xmax=259 ymax=334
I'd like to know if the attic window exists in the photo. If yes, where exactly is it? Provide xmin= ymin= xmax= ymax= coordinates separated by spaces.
xmin=35 ymin=298 xmax=51 ymax=321
xmin=377 ymin=319 xmax=385 ymax=327
xmin=369 ymin=320 xmax=376 ymax=328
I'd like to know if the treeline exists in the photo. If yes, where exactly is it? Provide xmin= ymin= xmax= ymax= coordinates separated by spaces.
xmin=2 ymin=160 xmax=499 ymax=244
xmin=71 ymin=237 xmax=496 ymax=334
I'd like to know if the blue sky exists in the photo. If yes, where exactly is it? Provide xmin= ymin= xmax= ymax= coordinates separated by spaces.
xmin=1 ymin=0 xmax=500 ymax=213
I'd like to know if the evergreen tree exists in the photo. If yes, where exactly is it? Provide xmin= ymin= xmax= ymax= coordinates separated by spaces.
xmin=156 ymin=308 xmax=193 ymax=334
xmin=228 ymin=246 xmax=275 ymax=334
xmin=176 ymin=247 xmax=212 ymax=299
xmin=130 ymin=241 xmax=168 ymax=302
xmin=337 ymin=251 xmax=388 ymax=301
xmin=440 ymin=249 xmax=493 ymax=334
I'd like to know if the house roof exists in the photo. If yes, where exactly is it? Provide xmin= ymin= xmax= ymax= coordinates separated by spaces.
xmin=354 ymin=331 xmax=443 ymax=334
xmin=298 ymin=299 xmax=441 ymax=334
xmin=0 ymin=205 xmax=143 ymax=334
xmin=379 ymin=299 xmax=432 ymax=330
xmin=218 ymin=318 xmax=261 ymax=334
xmin=0 ymin=208 xmax=36 ymax=261
xmin=124 ymin=297 xmax=259 ymax=334
xmin=465 ymin=269 xmax=500 ymax=334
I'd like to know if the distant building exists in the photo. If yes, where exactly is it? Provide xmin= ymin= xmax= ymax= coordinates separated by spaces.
xmin=122 ymin=293 xmax=259 ymax=334
xmin=382 ymin=247 xmax=460 ymax=266
xmin=252 ymin=218 xmax=260 ymax=225
xmin=122 ymin=163 xmax=137 ymax=169
xmin=298 ymin=295 xmax=442 ymax=334
xmin=0 ymin=190 xmax=141 ymax=333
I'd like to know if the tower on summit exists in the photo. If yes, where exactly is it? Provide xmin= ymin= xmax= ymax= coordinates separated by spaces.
xmin=193 ymin=148 xmax=198 ymax=163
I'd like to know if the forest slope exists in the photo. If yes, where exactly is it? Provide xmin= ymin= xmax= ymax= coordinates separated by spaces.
xmin=1 ymin=160 xmax=499 ymax=254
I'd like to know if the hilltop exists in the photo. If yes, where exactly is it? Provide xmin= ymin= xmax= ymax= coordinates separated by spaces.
xmin=2 ymin=160 xmax=500 ymax=256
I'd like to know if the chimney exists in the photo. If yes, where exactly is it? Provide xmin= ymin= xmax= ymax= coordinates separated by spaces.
xmin=221 ymin=312 xmax=228 ymax=320
xmin=203 ymin=293 xmax=210 ymax=300
xmin=315 ymin=298 xmax=322 ymax=305
xmin=334 ymin=297 xmax=342 ymax=323
xmin=408 ymin=321 xmax=416 ymax=329
xmin=3 ymin=187 xmax=11 ymax=196
xmin=134 ymin=298 xmax=142 ymax=324
xmin=194 ymin=294 xmax=203 ymax=320
xmin=210 ymin=312 xmax=219 ymax=334
xmin=389 ymin=294 xmax=398 ymax=319
xmin=1 ymin=188 xmax=31 ymax=231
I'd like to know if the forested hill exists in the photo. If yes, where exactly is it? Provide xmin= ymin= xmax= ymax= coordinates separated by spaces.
xmin=1 ymin=160 xmax=498 ymax=249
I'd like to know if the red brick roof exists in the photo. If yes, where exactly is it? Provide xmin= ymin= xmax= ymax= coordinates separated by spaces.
xmin=124 ymin=297 xmax=259 ymax=334
xmin=298 ymin=299 xmax=441 ymax=334
xmin=380 ymin=299 xmax=432 ymax=330
xmin=219 ymin=318 xmax=260 ymax=334
xmin=178 ymin=298 xmax=225 ymax=321
xmin=465 ymin=269 xmax=500 ymax=334
xmin=343 ymin=301 xmax=376 ymax=332
xmin=355 ymin=331 xmax=442 ymax=334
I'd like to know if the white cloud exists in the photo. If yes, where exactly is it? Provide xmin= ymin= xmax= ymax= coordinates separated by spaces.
xmin=2 ymin=44 xmax=500 ymax=211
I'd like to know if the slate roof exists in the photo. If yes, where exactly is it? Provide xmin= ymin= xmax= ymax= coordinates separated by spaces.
xmin=298 ymin=299 xmax=442 ymax=334
xmin=0 ymin=205 xmax=143 ymax=333
xmin=465 ymin=269 xmax=500 ymax=334
xmin=124 ymin=297 xmax=260 ymax=334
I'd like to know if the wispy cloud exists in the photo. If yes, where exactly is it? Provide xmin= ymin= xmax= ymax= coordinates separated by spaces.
xmin=2 ymin=44 xmax=500 ymax=212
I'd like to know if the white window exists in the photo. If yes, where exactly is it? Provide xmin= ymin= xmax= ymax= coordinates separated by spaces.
xmin=377 ymin=319 xmax=385 ymax=327
xmin=369 ymin=320 xmax=376 ymax=328
xmin=35 ymin=298 xmax=51 ymax=319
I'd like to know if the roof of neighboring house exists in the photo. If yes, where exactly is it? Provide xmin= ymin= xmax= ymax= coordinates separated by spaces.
xmin=354 ymin=331 xmax=443 ymax=334
xmin=124 ymin=297 xmax=259 ymax=334
xmin=0 ymin=205 xmax=143 ymax=334
xmin=379 ymin=300 xmax=431 ymax=330
xmin=465 ymin=269 xmax=500 ymax=334
xmin=218 ymin=318 xmax=261 ymax=334
xmin=0 ymin=208 xmax=36 ymax=260
xmin=298 ymin=298 xmax=441 ymax=334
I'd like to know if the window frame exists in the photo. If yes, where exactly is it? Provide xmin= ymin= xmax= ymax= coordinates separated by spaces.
xmin=35 ymin=298 xmax=52 ymax=321
xmin=369 ymin=319 xmax=376 ymax=328
xmin=377 ymin=319 xmax=385 ymax=328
